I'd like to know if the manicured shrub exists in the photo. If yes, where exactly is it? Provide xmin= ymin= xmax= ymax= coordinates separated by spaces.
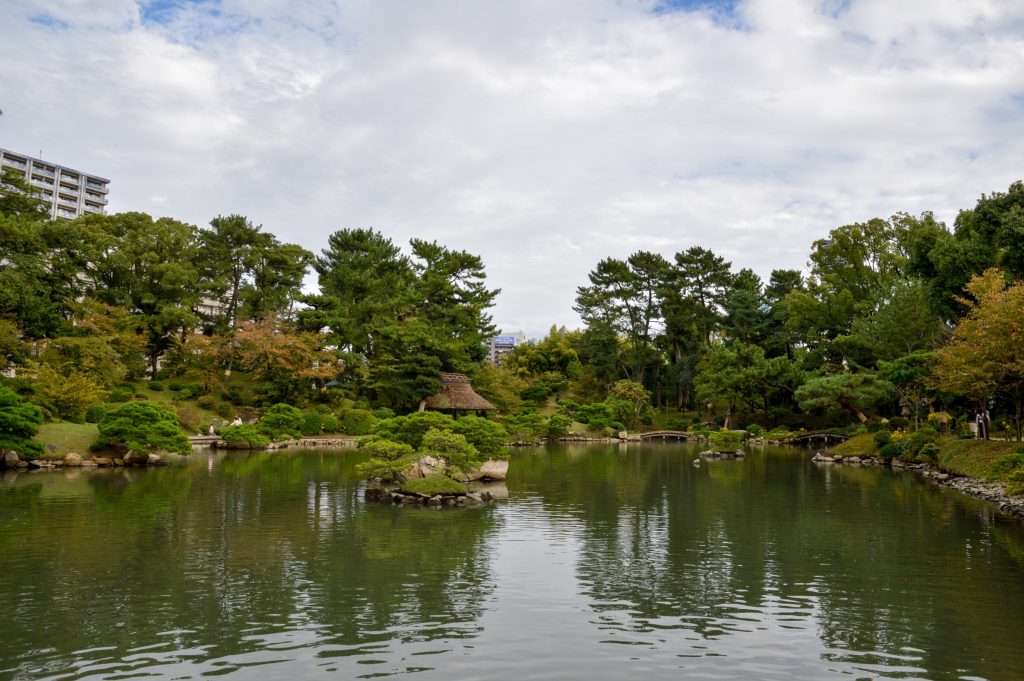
xmin=301 ymin=412 xmax=323 ymax=436
xmin=548 ymin=414 xmax=572 ymax=438
xmin=872 ymin=430 xmax=892 ymax=448
xmin=148 ymin=381 xmax=165 ymax=392
xmin=372 ymin=411 xmax=457 ymax=449
xmin=258 ymin=403 xmax=304 ymax=440
xmin=355 ymin=440 xmax=417 ymax=480
xmin=889 ymin=416 xmax=910 ymax=430
xmin=372 ymin=407 xmax=395 ymax=420
xmin=85 ymin=403 xmax=107 ymax=424
xmin=745 ymin=424 xmax=765 ymax=438
xmin=97 ymin=402 xmax=190 ymax=455
xmin=218 ymin=424 xmax=270 ymax=447
xmin=196 ymin=395 xmax=216 ymax=410
xmin=341 ymin=408 xmax=378 ymax=436
xmin=0 ymin=385 xmax=44 ymax=459
xmin=452 ymin=415 xmax=509 ymax=456
xmin=904 ymin=427 xmax=939 ymax=459
xmin=168 ymin=382 xmax=185 ymax=392
xmin=878 ymin=443 xmax=900 ymax=460
xmin=709 ymin=430 xmax=743 ymax=452
xmin=321 ymin=414 xmax=341 ymax=433
xmin=107 ymin=385 xmax=135 ymax=403
xmin=214 ymin=402 xmax=233 ymax=419
xmin=504 ymin=411 xmax=548 ymax=442
xmin=418 ymin=428 xmax=482 ymax=474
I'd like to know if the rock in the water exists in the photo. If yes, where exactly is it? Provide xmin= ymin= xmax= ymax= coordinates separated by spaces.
xmin=147 ymin=453 xmax=161 ymax=465
xmin=124 ymin=452 xmax=150 ymax=466
xmin=64 ymin=452 xmax=83 ymax=467
xmin=80 ymin=460 xmax=98 ymax=467
xmin=93 ymin=457 xmax=112 ymax=467
xmin=479 ymin=459 xmax=509 ymax=480
xmin=113 ymin=458 xmax=125 ymax=466
xmin=3 ymin=451 xmax=19 ymax=468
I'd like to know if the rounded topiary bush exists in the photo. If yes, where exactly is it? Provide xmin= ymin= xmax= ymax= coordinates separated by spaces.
xmin=341 ymin=408 xmax=378 ymax=436
xmin=872 ymin=430 xmax=892 ymax=448
xmin=878 ymin=443 xmax=900 ymax=460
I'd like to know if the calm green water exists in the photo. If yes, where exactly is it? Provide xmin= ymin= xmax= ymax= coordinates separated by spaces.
xmin=2 ymin=444 xmax=1024 ymax=681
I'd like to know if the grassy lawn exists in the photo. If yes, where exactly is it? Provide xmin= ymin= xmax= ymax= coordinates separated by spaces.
xmin=937 ymin=437 xmax=1021 ymax=480
xmin=34 ymin=421 xmax=99 ymax=459
xmin=832 ymin=433 xmax=878 ymax=457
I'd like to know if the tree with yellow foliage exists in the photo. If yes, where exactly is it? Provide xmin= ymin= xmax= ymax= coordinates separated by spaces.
xmin=934 ymin=269 xmax=1024 ymax=441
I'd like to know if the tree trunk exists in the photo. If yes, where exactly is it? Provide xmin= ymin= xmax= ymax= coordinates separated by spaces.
xmin=838 ymin=397 xmax=868 ymax=423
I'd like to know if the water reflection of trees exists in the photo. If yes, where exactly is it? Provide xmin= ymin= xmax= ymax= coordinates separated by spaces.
xmin=516 ymin=443 xmax=1024 ymax=680
xmin=0 ymin=451 xmax=500 ymax=677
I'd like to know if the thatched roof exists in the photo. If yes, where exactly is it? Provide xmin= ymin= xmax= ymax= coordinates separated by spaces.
xmin=422 ymin=373 xmax=496 ymax=411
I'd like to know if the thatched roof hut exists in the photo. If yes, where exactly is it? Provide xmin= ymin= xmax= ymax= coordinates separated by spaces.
xmin=421 ymin=373 xmax=496 ymax=413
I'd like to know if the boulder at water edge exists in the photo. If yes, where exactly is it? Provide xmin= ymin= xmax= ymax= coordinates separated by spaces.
xmin=3 ymin=451 xmax=19 ymax=468
xmin=64 ymin=452 xmax=82 ymax=467
xmin=479 ymin=459 xmax=509 ymax=480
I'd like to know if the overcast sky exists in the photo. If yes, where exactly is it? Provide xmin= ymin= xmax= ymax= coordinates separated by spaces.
xmin=4 ymin=0 xmax=1024 ymax=337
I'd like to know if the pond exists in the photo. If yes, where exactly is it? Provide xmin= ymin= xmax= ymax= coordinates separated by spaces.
xmin=2 ymin=443 xmax=1024 ymax=680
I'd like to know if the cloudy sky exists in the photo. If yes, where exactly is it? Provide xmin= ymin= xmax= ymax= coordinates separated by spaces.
xmin=3 ymin=0 xmax=1024 ymax=337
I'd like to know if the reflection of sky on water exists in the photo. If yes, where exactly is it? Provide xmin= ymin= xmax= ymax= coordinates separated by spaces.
xmin=2 ymin=445 xmax=1024 ymax=680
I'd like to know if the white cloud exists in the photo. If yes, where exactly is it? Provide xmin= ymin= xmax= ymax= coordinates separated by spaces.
xmin=3 ymin=0 xmax=1024 ymax=337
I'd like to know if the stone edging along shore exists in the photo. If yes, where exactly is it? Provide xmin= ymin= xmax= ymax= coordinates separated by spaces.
xmin=811 ymin=452 xmax=1024 ymax=520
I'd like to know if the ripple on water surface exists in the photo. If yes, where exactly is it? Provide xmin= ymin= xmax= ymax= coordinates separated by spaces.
xmin=2 ymin=445 xmax=1024 ymax=680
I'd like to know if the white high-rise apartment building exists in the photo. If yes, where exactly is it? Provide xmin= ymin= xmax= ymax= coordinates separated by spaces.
xmin=0 ymin=147 xmax=109 ymax=220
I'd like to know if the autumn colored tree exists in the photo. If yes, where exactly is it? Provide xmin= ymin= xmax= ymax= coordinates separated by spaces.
xmin=234 ymin=317 xmax=336 ymax=403
xmin=933 ymin=268 xmax=1024 ymax=441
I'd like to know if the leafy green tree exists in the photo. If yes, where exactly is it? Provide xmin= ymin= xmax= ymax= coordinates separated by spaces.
xmin=787 ymin=217 xmax=910 ymax=366
xmin=75 ymin=212 xmax=201 ymax=376
xmin=302 ymin=227 xmax=413 ymax=359
xmin=722 ymin=268 xmax=770 ymax=347
xmin=405 ymin=239 xmax=499 ymax=369
xmin=243 ymin=241 xmax=313 ymax=321
xmin=763 ymin=268 xmax=803 ymax=359
xmin=795 ymin=373 xmax=893 ymax=423
xmin=503 ymin=411 xmax=548 ymax=442
xmin=27 ymin=362 xmax=105 ymax=422
xmin=197 ymin=214 xmax=265 ymax=333
xmin=0 ymin=385 xmax=44 ymax=458
xmin=609 ymin=379 xmax=652 ymax=429
xmin=673 ymin=246 xmax=732 ymax=346
xmin=96 ymin=402 xmax=190 ymax=454
xmin=575 ymin=251 xmax=670 ymax=383
xmin=878 ymin=351 xmax=937 ymax=429
xmin=0 ymin=167 xmax=49 ymax=219
xmin=835 ymin=279 xmax=948 ymax=367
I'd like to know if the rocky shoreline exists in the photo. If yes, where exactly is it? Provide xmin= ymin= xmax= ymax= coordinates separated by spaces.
xmin=811 ymin=452 xmax=1024 ymax=520
xmin=1 ymin=450 xmax=173 ymax=470
xmin=364 ymin=485 xmax=496 ymax=507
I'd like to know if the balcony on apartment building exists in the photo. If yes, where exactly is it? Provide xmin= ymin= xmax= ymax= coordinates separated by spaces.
xmin=1 ymin=157 xmax=28 ymax=170
xmin=31 ymin=166 xmax=55 ymax=178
